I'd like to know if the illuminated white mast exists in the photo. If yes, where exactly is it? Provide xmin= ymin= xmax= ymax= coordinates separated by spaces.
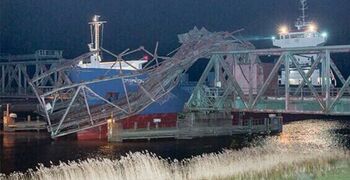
xmin=88 ymin=15 xmax=107 ymax=53
xmin=79 ymin=15 xmax=147 ymax=69
xmin=84 ymin=15 xmax=107 ymax=67
xmin=295 ymin=0 xmax=308 ymax=30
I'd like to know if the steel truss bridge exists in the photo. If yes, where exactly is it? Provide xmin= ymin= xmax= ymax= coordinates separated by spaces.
xmin=188 ymin=45 xmax=350 ymax=115
xmin=0 ymin=50 xmax=71 ymax=101
xmin=28 ymin=28 xmax=350 ymax=138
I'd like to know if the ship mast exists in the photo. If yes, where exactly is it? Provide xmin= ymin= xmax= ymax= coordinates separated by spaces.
xmin=88 ymin=15 xmax=107 ymax=52
xmin=295 ymin=0 xmax=308 ymax=30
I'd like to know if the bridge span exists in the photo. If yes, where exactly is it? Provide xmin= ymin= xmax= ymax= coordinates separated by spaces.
xmin=188 ymin=45 xmax=350 ymax=115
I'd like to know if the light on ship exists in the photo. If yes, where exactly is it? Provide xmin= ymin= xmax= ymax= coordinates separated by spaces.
xmin=278 ymin=26 xmax=289 ymax=35
xmin=308 ymin=23 xmax=317 ymax=32
xmin=143 ymin=55 xmax=149 ymax=61
xmin=321 ymin=32 xmax=328 ymax=38
xmin=93 ymin=15 xmax=98 ymax=22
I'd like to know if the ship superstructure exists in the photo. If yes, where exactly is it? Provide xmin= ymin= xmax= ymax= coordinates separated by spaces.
xmin=273 ymin=0 xmax=332 ymax=86
xmin=78 ymin=15 xmax=147 ymax=70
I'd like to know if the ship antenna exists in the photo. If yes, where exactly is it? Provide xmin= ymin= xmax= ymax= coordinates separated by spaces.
xmin=295 ymin=0 xmax=308 ymax=30
xmin=301 ymin=0 xmax=307 ymax=25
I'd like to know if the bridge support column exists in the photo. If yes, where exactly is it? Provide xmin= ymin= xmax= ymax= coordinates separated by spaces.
xmin=1 ymin=65 xmax=4 ymax=94
xmin=248 ymin=54 xmax=254 ymax=105
xmin=248 ymin=116 xmax=252 ymax=134
xmin=214 ymin=56 xmax=220 ymax=87
xmin=238 ymin=112 xmax=244 ymax=126
xmin=284 ymin=55 xmax=290 ymax=111
xmin=325 ymin=50 xmax=331 ymax=111
xmin=18 ymin=65 xmax=22 ymax=94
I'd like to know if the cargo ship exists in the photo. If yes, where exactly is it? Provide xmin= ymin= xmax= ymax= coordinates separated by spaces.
xmin=71 ymin=15 xmax=197 ymax=140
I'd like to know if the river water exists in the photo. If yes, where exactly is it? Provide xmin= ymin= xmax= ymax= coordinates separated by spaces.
xmin=1 ymin=119 xmax=349 ymax=179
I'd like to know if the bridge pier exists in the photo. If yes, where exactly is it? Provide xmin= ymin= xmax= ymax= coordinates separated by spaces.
xmin=107 ymin=111 xmax=282 ymax=142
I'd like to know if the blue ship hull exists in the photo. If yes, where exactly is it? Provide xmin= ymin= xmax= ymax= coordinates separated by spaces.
xmin=69 ymin=68 xmax=194 ymax=115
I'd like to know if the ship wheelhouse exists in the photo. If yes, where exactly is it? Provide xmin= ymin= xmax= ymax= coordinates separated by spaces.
xmin=273 ymin=29 xmax=327 ymax=48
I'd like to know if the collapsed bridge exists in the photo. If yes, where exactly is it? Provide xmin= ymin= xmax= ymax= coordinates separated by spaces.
xmin=31 ymin=27 xmax=254 ymax=138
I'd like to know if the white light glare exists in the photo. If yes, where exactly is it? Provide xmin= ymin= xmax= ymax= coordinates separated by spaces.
xmin=279 ymin=26 xmax=289 ymax=35
xmin=93 ymin=15 xmax=100 ymax=22
xmin=308 ymin=23 xmax=317 ymax=32
xmin=321 ymin=32 xmax=328 ymax=38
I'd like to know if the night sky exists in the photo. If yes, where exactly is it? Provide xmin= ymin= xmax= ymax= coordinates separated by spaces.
xmin=1 ymin=0 xmax=350 ymax=58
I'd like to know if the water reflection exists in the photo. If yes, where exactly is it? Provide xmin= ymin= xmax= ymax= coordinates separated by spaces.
xmin=1 ymin=119 xmax=350 ymax=179
xmin=1 ymin=132 xmax=247 ymax=174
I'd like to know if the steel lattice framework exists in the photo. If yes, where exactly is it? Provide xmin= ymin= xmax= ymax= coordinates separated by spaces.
xmin=0 ymin=50 xmax=71 ymax=99
xmin=186 ymin=45 xmax=350 ymax=115
xmin=31 ymin=28 xmax=251 ymax=138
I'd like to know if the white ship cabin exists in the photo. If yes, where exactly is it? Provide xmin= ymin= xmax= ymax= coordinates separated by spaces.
xmin=272 ymin=23 xmax=327 ymax=48
xmin=78 ymin=54 xmax=147 ymax=70
xmin=272 ymin=0 xmax=328 ymax=48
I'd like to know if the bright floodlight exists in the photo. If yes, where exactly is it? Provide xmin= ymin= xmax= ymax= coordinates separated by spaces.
xmin=308 ymin=23 xmax=317 ymax=32
xmin=279 ymin=26 xmax=289 ymax=35
xmin=321 ymin=32 xmax=328 ymax=38
xmin=271 ymin=36 xmax=276 ymax=40
xmin=93 ymin=15 xmax=100 ymax=22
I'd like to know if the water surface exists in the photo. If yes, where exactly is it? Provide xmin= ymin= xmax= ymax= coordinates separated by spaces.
xmin=1 ymin=119 xmax=349 ymax=179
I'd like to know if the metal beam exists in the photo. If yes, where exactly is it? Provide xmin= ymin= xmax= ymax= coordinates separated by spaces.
xmin=137 ymin=83 xmax=156 ymax=102
xmin=213 ymin=45 xmax=350 ymax=55
xmin=40 ymin=72 xmax=144 ymax=97
xmin=101 ymin=47 xmax=140 ymax=71
xmin=251 ymin=53 xmax=285 ymax=109
xmin=31 ymin=51 xmax=95 ymax=83
xmin=121 ymin=77 xmax=132 ymax=113
xmin=82 ymin=87 xmax=94 ymax=125
xmin=329 ymin=76 xmax=350 ymax=112
xmin=293 ymin=54 xmax=322 ymax=96
xmin=288 ymin=54 xmax=325 ymax=110
xmin=330 ymin=58 xmax=350 ymax=95
xmin=1 ymin=65 xmax=4 ymax=93
xmin=248 ymin=54 xmax=254 ymax=105
xmin=217 ymin=55 xmax=248 ymax=108
xmin=54 ymin=86 xmax=82 ymax=135
xmin=325 ymin=50 xmax=331 ymax=111
xmin=83 ymin=86 xmax=128 ymax=114
xmin=285 ymin=54 xmax=290 ymax=111
xmin=187 ymin=56 xmax=215 ymax=108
